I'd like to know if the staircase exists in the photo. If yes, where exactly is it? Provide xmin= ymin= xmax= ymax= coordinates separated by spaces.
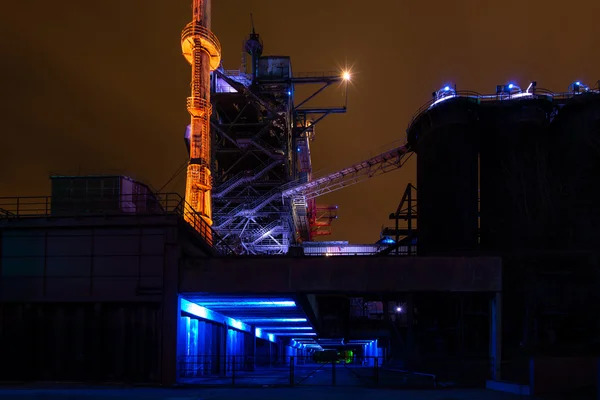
xmin=214 ymin=187 xmax=282 ymax=229
xmin=249 ymin=220 xmax=283 ymax=244
xmin=213 ymin=159 xmax=282 ymax=198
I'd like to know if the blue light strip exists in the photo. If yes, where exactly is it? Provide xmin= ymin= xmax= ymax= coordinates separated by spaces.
xmin=180 ymin=298 xmax=277 ymax=343
xmin=241 ymin=318 xmax=307 ymax=323
xmin=274 ymin=332 xmax=317 ymax=336
xmin=181 ymin=298 xmax=250 ymax=332
xmin=196 ymin=301 xmax=296 ymax=307
xmin=262 ymin=326 xmax=313 ymax=330
xmin=254 ymin=328 xmax=276 ymax=342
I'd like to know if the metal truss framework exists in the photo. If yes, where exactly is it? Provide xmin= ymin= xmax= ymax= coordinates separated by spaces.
xmin=380 ymin=183 xmax=417 ymax=256
xmin=201 ymin=79 xmax=600 ymax=255
xmin=210 ymin=66 xmax=347 ymax=255
xmin=282 ymin=145 xmax=410 ymax=200
xmin=283 ymin=146 xmax=412 ymax=243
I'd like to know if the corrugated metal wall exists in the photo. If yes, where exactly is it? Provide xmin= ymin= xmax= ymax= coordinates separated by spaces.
xmin=0 ymin=225 xmax=167 ymax=301
xmin=0 ymin=218 xmax=184 ymax=384
xmin=0 ymin=302 xmax=161 ymax=383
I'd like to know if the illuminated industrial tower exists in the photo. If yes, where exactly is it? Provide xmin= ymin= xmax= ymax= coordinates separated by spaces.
xmin=181 ymin=0 xmax=221 ymax=232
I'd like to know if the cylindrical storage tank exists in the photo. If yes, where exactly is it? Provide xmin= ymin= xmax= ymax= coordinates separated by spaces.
xmin=549 ymin=93 xmax=600 ymax=251
xmin=479 ymin=98 xmax=553 ymax=252
xmin=407 ymin=97 xmax=480 ymax=255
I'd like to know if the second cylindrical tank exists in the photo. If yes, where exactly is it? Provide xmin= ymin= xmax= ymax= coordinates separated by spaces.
xmin=479 ymin=98 xmax=554 ymax=252
xmin=549 ymin=93 xmax=600 ymax=251
xmin=408 ymin=97 xmax=480 ymax=255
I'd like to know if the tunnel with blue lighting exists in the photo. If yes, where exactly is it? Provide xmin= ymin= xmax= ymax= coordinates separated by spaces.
xmin=177 ymin=295 xmax=320 ymax=380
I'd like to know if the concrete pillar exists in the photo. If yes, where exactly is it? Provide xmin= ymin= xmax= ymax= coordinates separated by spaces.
xmin=160 ymin=239 xmax=181 ymax=386
xmin=214 ymin=324 xmax=224 ymax=375
xmin=224 ymin=326 xmax=229 ymax=374
xmin=490 ymin=292 xmax=502 ymax=381
xmin=225 ymin=328 xmax=244 ymax=372
xmin=226 ymin=328 xmax=234 ymax=373
xmin=190 ymin=318 xmax=199 ymax=377
xmin=366 ymin=342 xmax=375 ymax=366
xmin=406 ymin=293 xmax=415 ymax=365
xmin=245 ymin=326 xmax=256 ymax=370
xmin=204 ymin=322 xmax=213 ymax=376
xmin=199 ymin=321 xmax=206 ymax=376
xmin=278 ymin=340 xmax=286 ymax=364
xmin=178 ymin=315 xmax=191 ymax=378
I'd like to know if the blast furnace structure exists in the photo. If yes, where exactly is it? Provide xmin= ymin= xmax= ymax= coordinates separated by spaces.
xmin=183 ymin=17 xmax=353 ymax=255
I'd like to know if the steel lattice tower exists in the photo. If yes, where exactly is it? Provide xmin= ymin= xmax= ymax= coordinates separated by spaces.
xmin=181 ymin=0 xmax=221 ymax=235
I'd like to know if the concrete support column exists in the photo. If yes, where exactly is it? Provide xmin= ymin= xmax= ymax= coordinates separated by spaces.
xmin=190 ymin=319 xmax=199 ymax=377
xmin=245 ymin=325 xmax=256 ymax=370
xmin=367 ymin=341 xmax=376 ymax=366
xmin=204 ymin=322 xmax=213 ymax=376
xmin=278 ymin=340 xmax=286 ymax=364
xmin=406 ymin=293 xmax=415 ymax=365
xmin=490 ymin=292 xmax=502 ymax=381
xmin=223 ymin=326 xmax=229 ymax=374
xmin=198 ymin=321 xmax=207 ymax=376
xmin=177 ymin=314 xmax=189 ymax=378
xmin=212 ymin=323 xmax=221 ymax=374
xmin=160 ymin=238 xmax=181 ymax=386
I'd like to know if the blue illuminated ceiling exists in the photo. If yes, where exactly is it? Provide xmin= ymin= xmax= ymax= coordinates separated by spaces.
xmin=182 ymin=295 xmax=317 ymax=343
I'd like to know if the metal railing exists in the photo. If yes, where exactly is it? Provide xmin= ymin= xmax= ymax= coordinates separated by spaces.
xmin=282 ymin=139 xmax=409 ymax=193
xmin=181 ymin=23 xmax=222 ymax=58
xmin=407 ymin=88 xmax=600 ymax=132
xmin=0 ymin=193 xmax=235 ymax=256
xmin=178 ymin=354 xmax=427 ymax=388
xmin=293 ymin=71 xmax=343 ymax=79
xmin=213 ymin=159 xmax=282 ymax=199
xmin=296 ymin=244 xmax=417 ymax=257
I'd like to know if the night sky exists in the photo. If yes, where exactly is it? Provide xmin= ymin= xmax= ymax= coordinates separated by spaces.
xmin=2 ymin=0 xmax=600 ymax=243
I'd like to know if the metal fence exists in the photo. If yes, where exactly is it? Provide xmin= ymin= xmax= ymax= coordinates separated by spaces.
xmin=177 ymin=355 xmax=437 ymax=388
xmin=407 ymin=87 xmax=600 ymax=132
xmin=0 ymin=193 xmax=234 ymax=256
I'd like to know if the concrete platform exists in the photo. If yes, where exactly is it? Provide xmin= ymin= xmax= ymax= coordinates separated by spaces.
xmin=0 ymin=386 xmax=539 ymax=400
xmin=181 ymin=256 xmax=502 ymax=293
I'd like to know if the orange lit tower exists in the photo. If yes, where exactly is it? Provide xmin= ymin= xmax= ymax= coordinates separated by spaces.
xmin=181 ymin=0 xmax=221 ymax=231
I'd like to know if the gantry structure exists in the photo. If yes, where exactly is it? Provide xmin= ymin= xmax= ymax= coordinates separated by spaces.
xmin=202 ymin=16 xmax=353 ymax=254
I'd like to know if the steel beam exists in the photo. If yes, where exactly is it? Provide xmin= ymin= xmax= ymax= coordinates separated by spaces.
xmin=180 ymin=256 xmax=502 ymax=293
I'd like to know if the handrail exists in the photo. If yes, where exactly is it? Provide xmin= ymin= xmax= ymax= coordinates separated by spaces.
xmin=282 ymin=140 xmax=407 ymax=192
xmin=281 ymin=144 xmax=409 ymax=197
xmin=213 ymin=159 xmax=281 ymax=199
xmin=407 ymin=88 xmax=600 ymax=132
xmin=181 ymin=23 xmax=222 ymax=57
xmin=0 ymin=207 xmax=14 ymax=218
xmin=213 ymin=187 xmax=282 ymax=229
xmin=293 ymin=71 xmax=341 ymax=78
xmin=0 ymin=193 xmax=235 ymax=256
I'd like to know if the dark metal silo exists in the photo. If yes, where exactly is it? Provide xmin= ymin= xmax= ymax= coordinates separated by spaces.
xmin=479 ymin=97 xmax=554 ymax=252
xmin=549 ymin=93 xmax=600 ymax=251
xmin=407 ymin=97 xmax=480 ymax=255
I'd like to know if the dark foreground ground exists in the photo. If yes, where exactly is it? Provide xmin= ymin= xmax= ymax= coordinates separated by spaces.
xmin=0 ymin=386 xmax=593 ymax=400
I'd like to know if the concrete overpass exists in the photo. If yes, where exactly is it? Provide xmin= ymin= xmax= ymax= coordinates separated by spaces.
xmin=180 ymin=255 xmax=501 ymax=293
xmin=0 ymin=212 xmax=503 ymax=386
